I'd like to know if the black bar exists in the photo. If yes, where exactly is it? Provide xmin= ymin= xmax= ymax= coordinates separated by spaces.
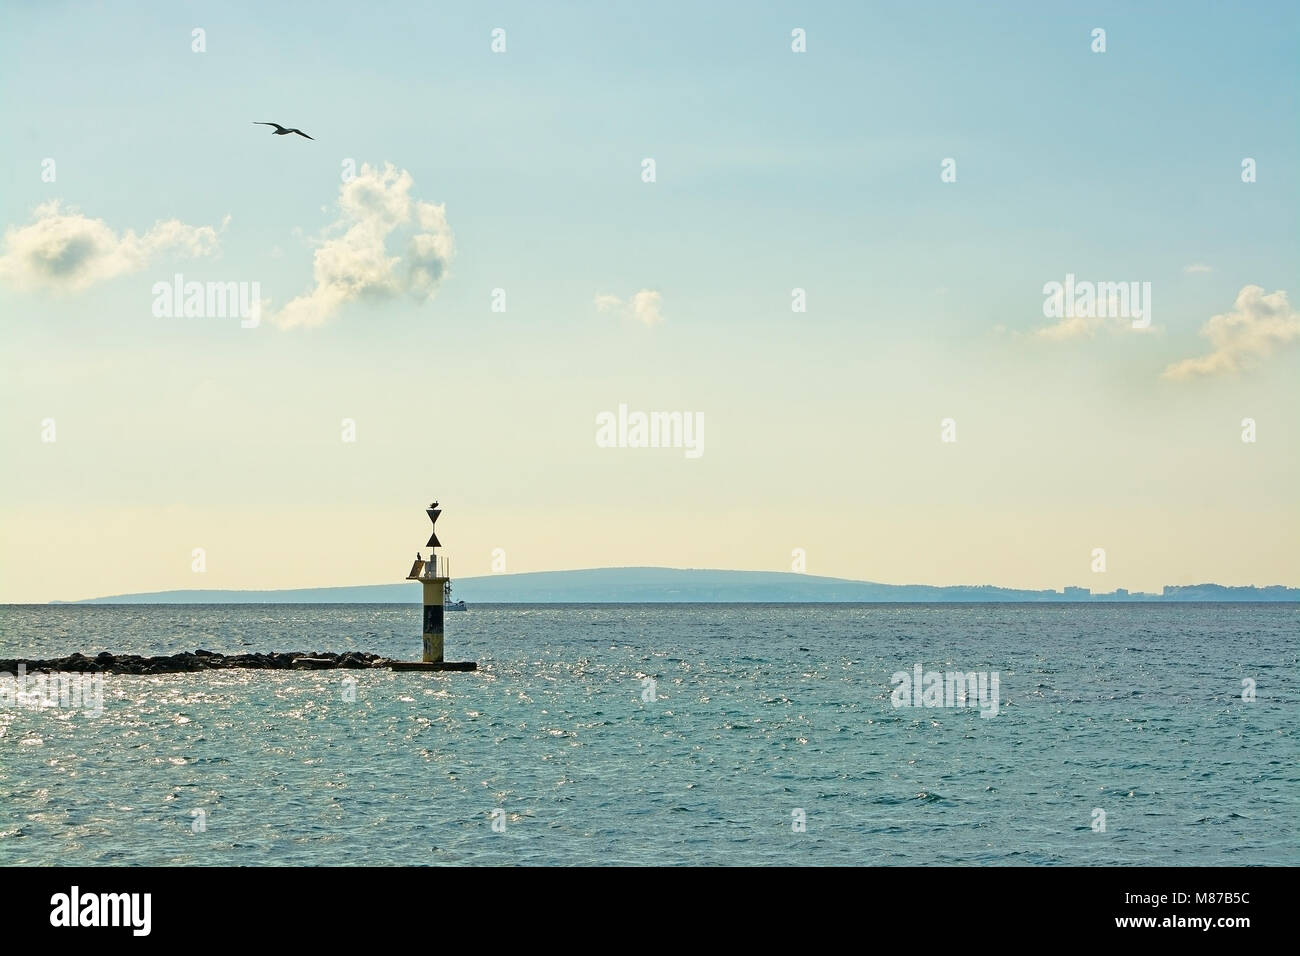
xmin=4 ymin=866 xmax=1273 ymax=942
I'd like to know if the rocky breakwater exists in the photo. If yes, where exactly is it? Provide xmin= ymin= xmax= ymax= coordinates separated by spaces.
xmin=0 ymin=650 xmax=390 ymax=675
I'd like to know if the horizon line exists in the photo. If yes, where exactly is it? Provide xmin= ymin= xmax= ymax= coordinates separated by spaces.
xmin=27 ymin=566 xmax=1300 ymax=605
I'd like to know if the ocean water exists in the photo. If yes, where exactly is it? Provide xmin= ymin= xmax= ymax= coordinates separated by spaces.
xmin=0 ymin=603 xmax=1295 ymax=866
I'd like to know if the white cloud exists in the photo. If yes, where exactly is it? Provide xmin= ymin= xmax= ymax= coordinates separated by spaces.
xmin=1034 ymin=314 xmax=1098 ymax=341
xmin=1035 ymin=280 xmax=1154 ymax=339
xmin=1183 ymin=263 xmax=1213 ymax=274
xmin=405 ymin=201 xmax=454 ymax=299
xmin=1162 ymin=285 xmax=1300 ymax=380
xmin=595 ymin=288 xmax=663 ymax=326
xmin=0 ymin=201 xmax=220 ymax=291
xmin=274 ymin=163 xmax=454 ymax=329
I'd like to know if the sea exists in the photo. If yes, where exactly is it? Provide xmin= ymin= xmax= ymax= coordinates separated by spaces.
xmin=0 ymin=603 xmax=1295 ymax=866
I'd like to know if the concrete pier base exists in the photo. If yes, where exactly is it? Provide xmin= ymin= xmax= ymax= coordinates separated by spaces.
xmin=389 ymin=661 xmax=478 ymax=672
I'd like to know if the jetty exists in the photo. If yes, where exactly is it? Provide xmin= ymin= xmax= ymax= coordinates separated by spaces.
xmin=4 ymin=499 xmax=479 ymax=676
xmin=1 ymin=650 xmax=386 ymax=675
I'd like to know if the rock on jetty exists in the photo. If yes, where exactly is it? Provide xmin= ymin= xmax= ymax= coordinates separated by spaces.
xmin=0 ymin=650 xmax=390 ymax=675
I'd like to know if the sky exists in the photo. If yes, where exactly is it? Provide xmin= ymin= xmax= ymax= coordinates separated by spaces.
xmin=0 ymin=1 xmax=1296 ymax=602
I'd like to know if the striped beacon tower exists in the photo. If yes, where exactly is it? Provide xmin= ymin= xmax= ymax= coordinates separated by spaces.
xmin=396 ymin=500 xmax=475 ymax=672
xmin=407 ymin=501 xmax=449 ymax=663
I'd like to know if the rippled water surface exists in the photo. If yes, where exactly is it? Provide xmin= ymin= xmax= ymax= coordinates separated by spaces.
xmin=1 ymin=603 xmax=1295 ymax=865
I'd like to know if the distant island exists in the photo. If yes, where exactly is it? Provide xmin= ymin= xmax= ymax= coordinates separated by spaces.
xmin=50 ymin=568 xmax=1300 ymax=604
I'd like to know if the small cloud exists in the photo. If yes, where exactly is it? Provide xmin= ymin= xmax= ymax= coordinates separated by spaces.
xmin=0 ymin=201 xmax=220 ymax=292
xmin=1036 ymin=283 xmax=1106 ymax=339
xmin=595 ymin=288 xmax=663 ymax=326
xmin=405 ymin=201 xmax=454 ymax=299
xmin=1035 ymin=280 xmax=1155 ymax=339
xmin=1162 ymin=285 xmax=1299 ymax=380
xmin=274 ymin=162 xmax=453 ymax=329
xmin=628 ymin=290 xmax=663 ymax=325
xmin=1035 ymin=314 xmax=1098 ymax=340
xmin=1183 ymin=263 xmax=1213 ymax=274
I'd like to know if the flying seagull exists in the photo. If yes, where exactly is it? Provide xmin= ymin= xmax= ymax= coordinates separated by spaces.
xmin=253 ymin=122 xmax=314 ymax=140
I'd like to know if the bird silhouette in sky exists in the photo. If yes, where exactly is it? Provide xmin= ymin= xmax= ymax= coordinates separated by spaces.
xmin=253 ymin=122 xmax=314 ymax=140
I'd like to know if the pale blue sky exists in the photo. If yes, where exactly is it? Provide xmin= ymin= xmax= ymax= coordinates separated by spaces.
xmin=1 ymin=1 xmax=1296 ymax=600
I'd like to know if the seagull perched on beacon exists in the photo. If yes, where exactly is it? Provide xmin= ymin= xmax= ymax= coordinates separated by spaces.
xmin=253 ymin=122 xmax=314 ymax=140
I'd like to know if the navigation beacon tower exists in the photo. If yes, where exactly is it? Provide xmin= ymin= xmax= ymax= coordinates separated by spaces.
xmin=398 ymin=500 xmax=476 ymax=672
